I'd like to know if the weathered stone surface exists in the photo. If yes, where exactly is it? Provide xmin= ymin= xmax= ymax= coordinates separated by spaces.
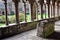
xmin=43 ymin=21 xmax=55 ymax=37
xmin=37 ymin=20 xmax=55 ymax=38
xmin=0 ymin=21 xmax=37 ymax=38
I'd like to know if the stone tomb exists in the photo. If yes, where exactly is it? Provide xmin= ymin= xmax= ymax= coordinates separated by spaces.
xmin=37 ymin=20 xmax=55 ymax=38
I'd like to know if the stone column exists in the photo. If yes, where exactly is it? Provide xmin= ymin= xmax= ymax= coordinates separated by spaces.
xmin=13 ymin=0 xmax=20 ymax=24
xmin=22 ymin=0 xmax=27 ymax=22
xmin=33 ymin=3 xmax=37 ymax=20
xmin=51 ymin=1 xmax=53 ymax=18
xmin=3 ymin=0 xmax=9 ymax=25
xmin=52 ymin=0 xmax=56 ymax=18
xmin=46 ymin=0 xmax=50 ymax=18
xmin=56 ymin=0 xmax=60 ymax=20
xmin=35 ymin=2 xmax=38 ymax=20
xmin=57 ymin=0 xmax=59 ymax=17
xmin=39 ymin=0 xmax=44 ymax=19
xmin=44 ymin=2 xmax=46 ymax=18
xmin=28 ymin=0 xmax=36 ymax=21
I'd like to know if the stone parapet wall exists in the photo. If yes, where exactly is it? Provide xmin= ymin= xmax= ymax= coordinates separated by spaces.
xmin=0 ymin=21 xmax=37 ymax=39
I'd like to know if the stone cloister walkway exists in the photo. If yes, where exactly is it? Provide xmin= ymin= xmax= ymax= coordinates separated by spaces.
xmin=1 ymin=21 xmax=60 ymax=40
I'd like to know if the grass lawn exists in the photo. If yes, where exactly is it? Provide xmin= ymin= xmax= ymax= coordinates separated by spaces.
xmin=26 ymin=13 xmax=48 ymax=22
xmin=0 ymin=13 xmax=48 ymax=27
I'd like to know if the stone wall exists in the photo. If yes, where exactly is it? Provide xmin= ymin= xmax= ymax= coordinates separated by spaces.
xmin=0 ymin=21 xmax=37 ymax=39
xmin=0 ymin=19 xmax=56 ymax=38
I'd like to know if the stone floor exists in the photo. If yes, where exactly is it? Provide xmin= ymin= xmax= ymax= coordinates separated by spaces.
xmin=1 ymin=21 xmax=60 ymax=40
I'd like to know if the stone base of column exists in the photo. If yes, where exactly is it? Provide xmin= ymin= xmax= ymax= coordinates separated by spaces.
xmin=37 ymin=20 xmax=55 ymax=38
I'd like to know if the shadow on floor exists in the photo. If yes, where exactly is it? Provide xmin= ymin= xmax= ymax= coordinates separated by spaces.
xmin=1 ymin=29 xmax=60 ymax=40
xmin=46 ymin=31 xmax=60 ymax=40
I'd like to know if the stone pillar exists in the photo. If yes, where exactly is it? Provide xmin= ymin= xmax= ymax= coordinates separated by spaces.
xmin=3 ymin=0 xmax=9 ymax=25
xmin=44 ymin=2 xmax=46 ymax=18
xmin=57 ymin=2 xmax=59 ymax=17
xmin=13 ymin=0 xmax=20 ymax=24
xmin=46 ymin=0 xmax=50 ymax=18
xmin=36 ymin=2 xmax=38 ymax=20
xmin=39 ymin=0 xmax=44 ymax=19
xmin=53 ymin=0 xmax=59 ymax=21
xmin=33 ymin=3 xmax=37 ymax=20
xmin=56 ymin=0 xmax=60 ymax=20
xmin=52 ymin=0 xmax=56 ymax=18
xmin=22 ymin=0 xmax=27 ymax=22
xmin=28 ymin=0 xmax=36 ymax=21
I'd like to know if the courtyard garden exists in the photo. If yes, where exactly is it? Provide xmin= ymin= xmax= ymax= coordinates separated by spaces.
xmin=0 ymin=13 xmax=48 ymax=26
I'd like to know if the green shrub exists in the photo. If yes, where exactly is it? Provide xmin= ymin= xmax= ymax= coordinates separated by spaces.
xmin=0 ymin=13 xmax=25 ymax=23
xmin=9 ymin=11 xmax=14 ymax=15
xmin=0 ymin=15 xmax=6 ymax=23
xmin=8 ymin=15 xmax=16 ymax=23
xmin=26 ymin=13 xmax=29 ymax=15
xmin=9 ymin=13 xmax=25 ymax=23
xmin=19 ymin=13 xmax=24 ymax=22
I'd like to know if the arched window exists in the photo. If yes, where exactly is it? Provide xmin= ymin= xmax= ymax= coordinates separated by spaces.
xmin=18 ymin=1 xmax=25 ymax=22
xmin=26 ymin=1 xmax=31 ymax=22
xmin=7 ymin=0 xmax=16 ymax=25
xmin=18 ymin=0 xmax=31 ymax=22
